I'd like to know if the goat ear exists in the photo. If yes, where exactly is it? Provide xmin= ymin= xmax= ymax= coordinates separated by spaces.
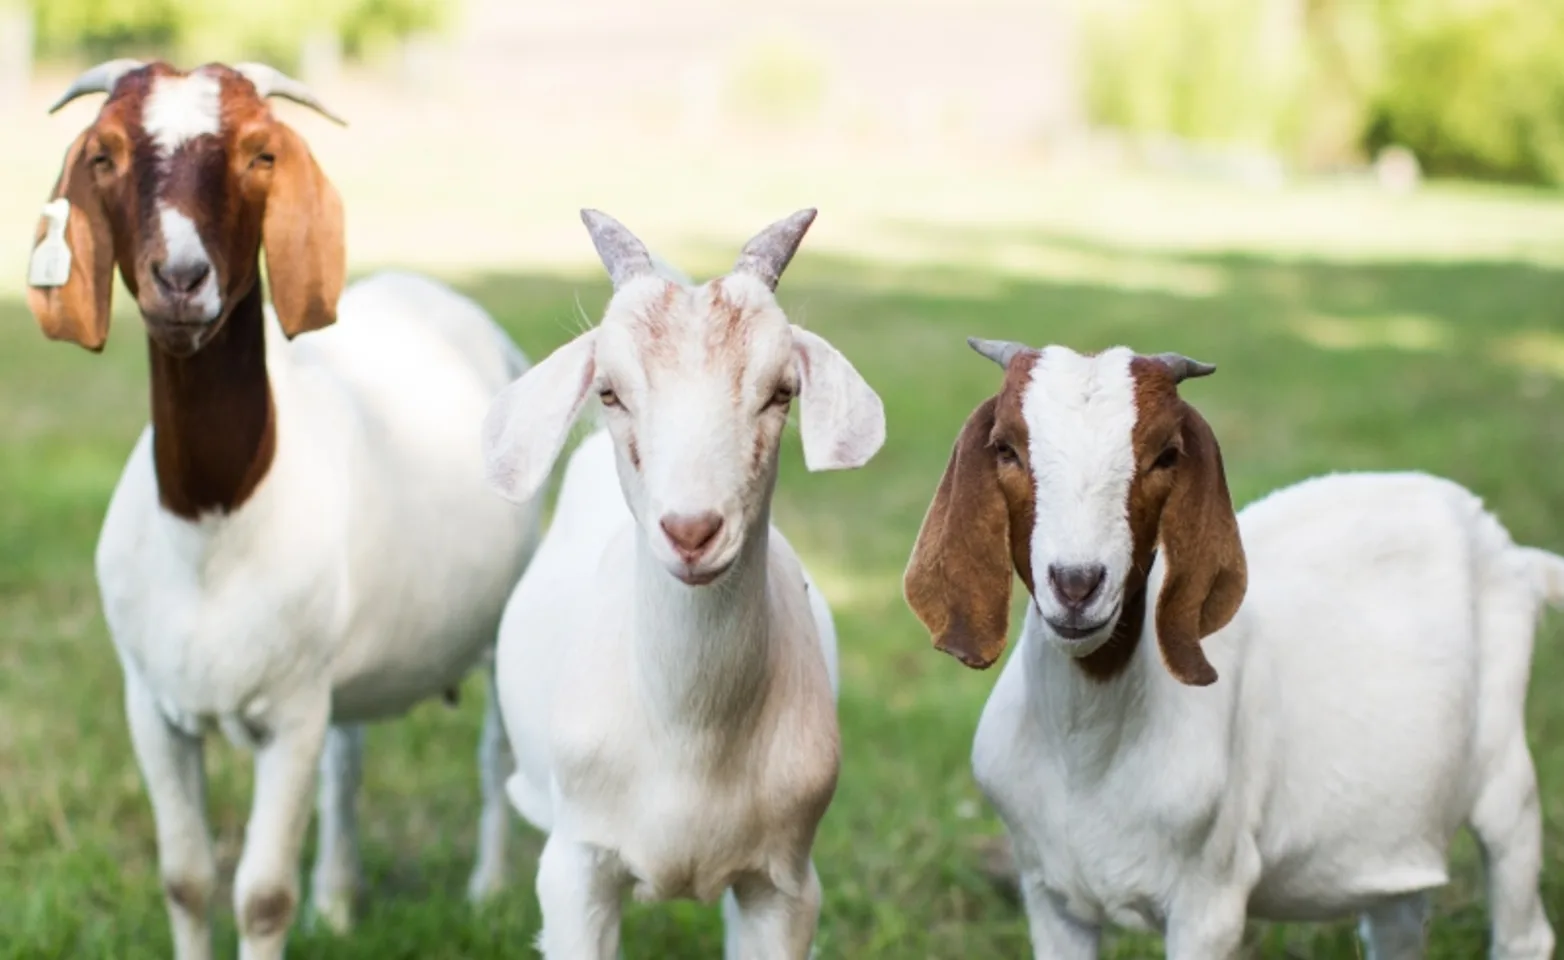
xmin=791 ymin=326 xmax=884 ymax=471
xmin=904 ymin=398 xmax=1014 ymax=669
xmin=28 ymin=131 xmax=116 ymax=351
xmin=482 ymin=329 xmax=598 ymax=504
xmin=263 ymin=122 xmax=344 ymax=338
xmin=1153 ymin=406 xmax=1247 ymax=686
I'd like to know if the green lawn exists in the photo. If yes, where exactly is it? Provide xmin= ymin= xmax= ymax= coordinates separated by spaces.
xmin=3 ymin=177 xmax=1564 ymax=958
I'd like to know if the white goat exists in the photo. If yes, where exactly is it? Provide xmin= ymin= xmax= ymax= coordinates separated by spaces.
xmin=481 ymin=209 xmax=884 ymax=958
xmin=904 ymin=338 xmax=1561 ymax=960
xmin=29 ymin=61 xmax=538 ymax=960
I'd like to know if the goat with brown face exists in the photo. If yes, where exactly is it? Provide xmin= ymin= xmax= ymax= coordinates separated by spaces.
xmin=904 ymin=338 xmax=1559 ymax=959
xmin=906 ymin=338 xmax=1246 ymax=685
xmin=30 ymin=62 xmax=540 ymax=960
xmin=33 ymin=59 xmax=342 ymax=358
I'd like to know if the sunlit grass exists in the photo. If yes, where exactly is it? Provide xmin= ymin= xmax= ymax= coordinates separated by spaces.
xmin=3 ymin=169 xmax=1564 ymax=956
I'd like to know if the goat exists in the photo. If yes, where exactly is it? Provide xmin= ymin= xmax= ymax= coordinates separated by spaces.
xmin=904 ymin=338 xmax=1560 ymax=960
xmin=27 ymin=61 xmax=539 ymax=960
xmin=480 ymin=209 xmax=884 ymax=958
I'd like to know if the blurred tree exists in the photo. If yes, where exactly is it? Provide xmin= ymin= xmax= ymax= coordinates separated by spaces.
xmin=32 ymin=0 xmax=176 ymax=60
xmin=1083 ymin=0 xmax=1307 ymax=154
xmin=1082 ymin=0 xmax=1564 ymax=185
xmin=1368 ymin=0 xmax=1564 ymax=185
xmin=29 ymin=0 xmax=453 ymax=69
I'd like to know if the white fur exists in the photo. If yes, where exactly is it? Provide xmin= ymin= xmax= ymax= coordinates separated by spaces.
xmin=484 ymin=249 xmax=880 ymax=958
xmin=1022 ymin=347 xmax=1138 ymax=642
xmin=143 ymin=71 xmax=222 ymax=155
xmin=971 ymin=366 xmax=1560 ymax=959
xmin=98 ymin=272 xmax=541 ymax=959
xmin=155 ymin=203 xmax=221 ymax=321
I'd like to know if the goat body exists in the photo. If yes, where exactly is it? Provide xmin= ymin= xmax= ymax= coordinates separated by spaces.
xmin=496 ymin=429 xmax=840 ymax=941
xmin=482 ymin=209 xmax=881 ymax=958
xmin=101 ymin=272 xmax=535 ymax=726
xmin=974 ymin=471 xmax=1559 ymax=957
xmin=97 ymin=272 xmax=539 ymax=953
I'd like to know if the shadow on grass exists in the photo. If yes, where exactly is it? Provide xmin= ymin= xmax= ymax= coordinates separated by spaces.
xmin=1 ymin=235 xmax=1561 ymax=958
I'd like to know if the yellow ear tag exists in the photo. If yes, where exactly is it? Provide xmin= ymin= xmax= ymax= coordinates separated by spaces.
xmin=28 ymin=198 xmax=73 ymax=288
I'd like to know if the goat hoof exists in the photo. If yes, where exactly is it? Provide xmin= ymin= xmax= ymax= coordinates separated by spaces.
xmin=466 ymin=866 xmax=509 ymax=905
xmin=307 ymin=891 xmax=355 ymax=935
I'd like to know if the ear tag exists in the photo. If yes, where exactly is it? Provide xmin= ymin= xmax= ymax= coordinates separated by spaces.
xmin=28 ymin=199 xmax=73 ymax=289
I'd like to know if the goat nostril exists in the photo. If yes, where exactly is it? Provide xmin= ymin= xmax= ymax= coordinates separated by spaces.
xmin=1048 ymin=563 xmax=1107 ymax=609
xmin=153 ymin=260 xmax=211 ymax=295
xmin=660 ymin=512 xmax=724 ymax=560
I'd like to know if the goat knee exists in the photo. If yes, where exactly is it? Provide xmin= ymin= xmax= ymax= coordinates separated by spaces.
xmin=240 ymin=885 xmax=297 ymax=941
xmin=164 ymin=870 xmax=216 ymax=917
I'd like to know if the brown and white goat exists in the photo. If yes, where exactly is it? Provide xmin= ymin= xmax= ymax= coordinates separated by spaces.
xmin=905 ymin=338 xmax=1559 ymax=959
xmin=29 ymin=61 xmax=539 ymax=960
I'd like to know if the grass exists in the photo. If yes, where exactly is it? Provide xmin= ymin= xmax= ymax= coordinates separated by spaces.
xmin=4 ymin=174 xmax=1564 ymax=958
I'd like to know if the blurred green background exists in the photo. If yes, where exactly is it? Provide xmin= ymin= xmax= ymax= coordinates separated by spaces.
xmin=2 ymin=1 xmax=1563 ymax=958
xmin=5 ymin=0 xmax=1564 ymax=184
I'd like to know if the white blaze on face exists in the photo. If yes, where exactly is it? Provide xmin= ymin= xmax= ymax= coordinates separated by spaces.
xmin=157 ymin=203 xmax=221 ymax=321
xmin=1021 ymin=346 xmax=1139 ymax=621
xmin=142 ymin=71 xmax=223 ymax=156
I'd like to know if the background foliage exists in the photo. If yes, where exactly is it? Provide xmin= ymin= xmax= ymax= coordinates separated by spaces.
xmin=17 ymin=0 xmax=1564 ymax=185
xmin=27 ymin=0 xmax=451 ymax=67
xmin=1083 ymin=0 xmax=1564 ymax=185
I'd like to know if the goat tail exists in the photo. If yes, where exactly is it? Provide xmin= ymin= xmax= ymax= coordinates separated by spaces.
xmin=1519 ymin=547 xmax=1564 ymax=610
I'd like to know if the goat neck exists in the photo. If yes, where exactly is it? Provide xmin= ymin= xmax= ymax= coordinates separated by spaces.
xmin=632 ymin=507 xmax=776 ymax=733
xmin=147 ymin=278 xmax=275 ymax=520
xmin=1022 ymin=563 xmax=1158 ymax=771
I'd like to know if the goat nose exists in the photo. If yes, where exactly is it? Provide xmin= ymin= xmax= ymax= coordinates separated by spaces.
xmin=1048 ymin=563 xmax=1106 ymax=609
xmin=152 ymin=259 xmax=211 ymax=295
xmin=660 ymin=511 xmax=724 ymax=561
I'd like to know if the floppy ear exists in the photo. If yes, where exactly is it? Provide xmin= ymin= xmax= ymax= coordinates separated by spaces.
xmin=263 ymin=122 xmax=345 ymax=338
xmin=1153 ymin=405 xmax=1247 ymax=686
xmin=482 ymin=330 xmax=599 ymax=504
xmin=28 ymin=131 xmax=116 ymax=351
xmin=904 ymin=398 xmax=1016 ymax=669
xmin=792 ymin=326 xmax=885 ymax=471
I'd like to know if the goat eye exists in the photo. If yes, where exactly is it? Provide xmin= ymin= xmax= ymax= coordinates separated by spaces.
xmin=994 ymin=441 xmax=1020 ymax=465
xmin=1151 ymin=446 xmax=1180 ymax=471
xmin=598 ymin=388 xmax=621 ymax=409
xmin=90 ymin=153 xmax=112 ymax=170
xmin=251 ymin=152 xmax=276 ymax=170
xmin=768 ymin=385 xmax=795 ymax=409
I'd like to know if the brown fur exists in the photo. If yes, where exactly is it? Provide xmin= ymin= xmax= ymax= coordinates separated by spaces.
xmin=905 ymin=349 xmax=1246 ymax=685
xmin=28 ymin=130 xmax=117 ymax=351
xmin=902 ymin=352 xmax=1038 ymax=669
xmin=704 ymin=278 xmax=756 ymax=404
xmin=633 ymin=281 xmax=677 ymax=348
xmin=27 ymin=62 xmax=346 ymax=519
xmin=149 ymin=283 xmax=277 ymax=518
xmin=1127 ymin=358 xmax=1247 ymax=686
xmin=259 ymin=121 xmax=345 ymax=336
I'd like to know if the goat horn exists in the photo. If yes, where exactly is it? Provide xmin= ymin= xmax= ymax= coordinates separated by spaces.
xmin=581 ymin=209 xmax=656 ymax=291
xmin=1146 ymin=352 xmax=1217 ymax=383
xmin=967 ymin=337 xmax=1029 ymax=369
xmin=47 ymin=59 xmax=146 ymax=114
xmin=234 ymin=63 xmax=347 ymax=126
xmin=733 ymin=209 xmax=817 ymax=291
